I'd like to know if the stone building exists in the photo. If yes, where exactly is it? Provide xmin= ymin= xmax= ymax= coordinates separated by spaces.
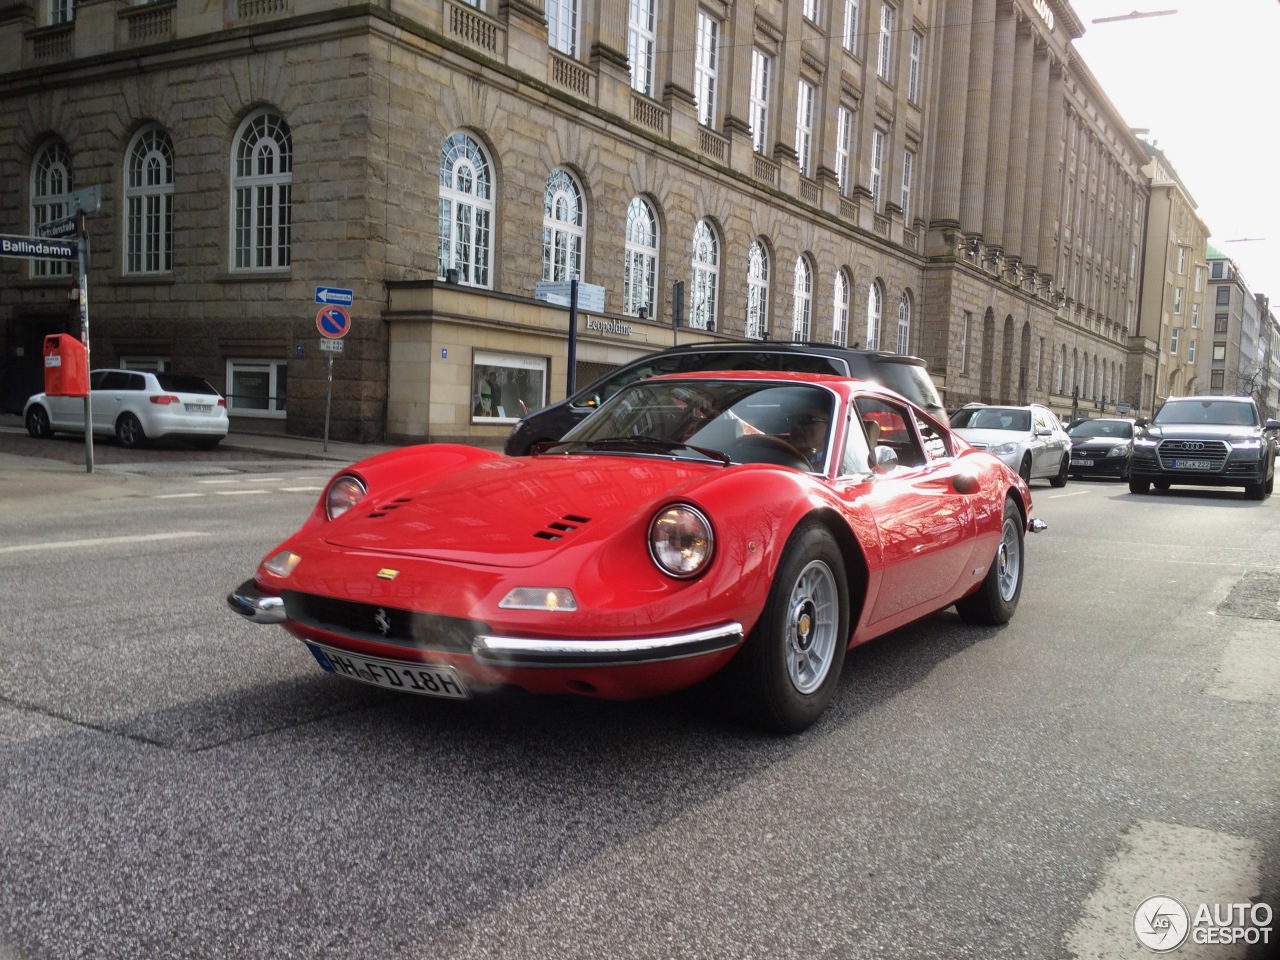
xmin=1134 ymin=142 xmax=1210 ymax=411
xmin=0 ymin=0 xmax=1154 ymax=443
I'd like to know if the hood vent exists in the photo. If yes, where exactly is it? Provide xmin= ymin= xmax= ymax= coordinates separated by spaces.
xmin=369 ymin=497 xmax=413 ymax=519
xmin=534 ymin=513 xmax=592 ymax=541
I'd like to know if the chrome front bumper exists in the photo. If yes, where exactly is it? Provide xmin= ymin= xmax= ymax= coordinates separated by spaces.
xmin=227 ymin=578 xmax=745 ymax=668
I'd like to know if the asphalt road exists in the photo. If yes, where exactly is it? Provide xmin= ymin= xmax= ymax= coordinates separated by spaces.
xmin=1 ymin=443 xmax=1277 ymax=960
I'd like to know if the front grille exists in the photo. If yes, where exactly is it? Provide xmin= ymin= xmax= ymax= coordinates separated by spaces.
xmin=283 ymin=591 xmax=486 ymax=653
xmin=1157 ymin=439 xmax=1228 ymax=470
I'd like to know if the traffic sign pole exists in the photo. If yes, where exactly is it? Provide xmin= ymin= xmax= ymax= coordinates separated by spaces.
xmin=77 ymin=208 xmax=94 ymax=474
xmin=566 ymin=278 xmax=579 ymax=396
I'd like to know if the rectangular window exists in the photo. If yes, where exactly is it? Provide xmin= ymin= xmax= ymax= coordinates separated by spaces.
xmin=1170 ymin=329 xmax=1179 ymax=354
xmin=900 ymin=149 xmax=914 ymax=223
xmin=795 ymin=80 xmax=815 ymax=176
xmin=1173 ymin=287 xmax=1183 ymax=314
xmin=959 ymin=311 xmax=970 ymax=374
xmin=1216 ymin=286 xmax=1230 ymax=307
xmin=694 ymin=11 xmax=719 ymax=127
xmin=628 ymin=0 xmax=656 ymax=96
xmin=908 ymin=31 xmax=922 ymax=102
xmin=842 ymin=0 xmax=859 ymax=53
xmin=1210 ymin=261 xmax=1225 ymax=279
xmin=1177 ymin=246 xmax=1187 ymax=274
xmin=1188 ymin=339 xmax=1196 ymax=363
xmin=871 ymin=129 xmax=885 ymax=211
xmin=877 ymin=4 xmax=894 ymax=81
xmin=547 ymin=0 xmax=579 ymax=56
xmin=1215 ymin=313 xmax=1229 ymax=334
xmin=1129 ymin=242 xmax=1137 ymax=278
xmin=1194 ymin=265 xmax=1204 ymax=292
xmin=472 ymin=350 xmax=548 ymax=422
xmin=803 ymin=0 xmax=818 ymax=21
xmin=226 ymin=359 xmax=287 ymax=418
xmin=1212 ymin=342 xmax=1226 ymax=363
xmin=49 ymin=0 xmax=73 ymax=23
xmin=1211 ymin=369 xmax=1225 ymax=391
xmin=835 ymin=106 xmax=853 ymax=196
xmin=749 ymin=49 xmax=771 ymax=155
xmin=1191 ymin=303 xmax=1199 ymax=327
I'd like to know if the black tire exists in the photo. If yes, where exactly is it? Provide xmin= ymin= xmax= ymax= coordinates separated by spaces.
xmin=1153 ymin=481 xmax=1170 ymax=491
xmin=1129 ymin=478 xmax=1150 ymax=494
xmin=115 ymin=413 xmax=146 ymax=448
xmin=1049 ymin=455 xmax=1069 ymax=488
xmin=1245 ymin=480 xmax=1266 ymax=501
xmin=192 ymin=437 xmax=222 ymax=450
xmin=955 ymin=497 xmax=1024 ymax=626
xmin=1018 ymin=455 xmax=1032 ymax=483
xmin=25 ymin=406 xmax=53 ymax=439
xmin=725 ymin=523 xmax=849 ymax=734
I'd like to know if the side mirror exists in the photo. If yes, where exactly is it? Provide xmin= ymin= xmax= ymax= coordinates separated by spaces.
xmin=1266 ymin=418 xmax=1280 ymax=432
xmin=1134 ymin=416 xmax=1148 ymax=428
xmin=871 ymin=445 xmax=898 ymax=474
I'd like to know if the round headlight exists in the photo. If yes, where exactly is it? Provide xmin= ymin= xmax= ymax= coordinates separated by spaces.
xmin=649 ymin=504 xmax=714 ymax=578
xmin=325 ymin=474 xmax=367 ymax=520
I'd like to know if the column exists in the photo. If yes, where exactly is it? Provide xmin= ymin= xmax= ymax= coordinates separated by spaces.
xmin=927 ymin=0 xmax=972 ymax=228
xmin=959 ymin=0 xmax=996 ymax=238
xmin=1020 ymin=41 xmax=1050 ymax=274
xmin=1001 ymin=16 xmax=1033 ymax=262
xmin=1036 ymin=61 xmax=1065 ymax=277
xmin=982 ymin=1 xmax=1016 ymax=249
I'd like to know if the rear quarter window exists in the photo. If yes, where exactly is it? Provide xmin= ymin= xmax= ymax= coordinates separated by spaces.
xmin=157 ymin=374 xmax=219 ymax=395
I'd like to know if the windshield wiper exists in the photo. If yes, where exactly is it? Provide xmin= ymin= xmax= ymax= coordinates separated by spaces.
xmin=550 ymin=436 xmax=732 ymax=465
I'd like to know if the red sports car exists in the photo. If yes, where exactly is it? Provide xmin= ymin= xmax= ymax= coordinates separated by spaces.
xmin=228 ymin=371 xmax=1045 ymax=733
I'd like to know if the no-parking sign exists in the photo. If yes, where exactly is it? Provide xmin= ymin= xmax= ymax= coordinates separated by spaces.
xmin=316 ymin=305 xmax=351 ymax=339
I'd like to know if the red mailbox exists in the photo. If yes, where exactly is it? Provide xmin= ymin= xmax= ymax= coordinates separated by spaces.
xmin=43 ymin=334 xmax=89 ymax=397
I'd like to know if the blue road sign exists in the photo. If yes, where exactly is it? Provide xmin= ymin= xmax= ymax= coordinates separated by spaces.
xmin=315 ymin=286 xmax=354 ymax=306
xmin=0 ymin=234 xmax=78 ymax=261
xmin=316 ymin=305 xmax=352 ymax=339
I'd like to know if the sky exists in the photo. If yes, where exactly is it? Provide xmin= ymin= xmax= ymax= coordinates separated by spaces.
xmin=1068 ymin=0 xmax=1280 ymax=304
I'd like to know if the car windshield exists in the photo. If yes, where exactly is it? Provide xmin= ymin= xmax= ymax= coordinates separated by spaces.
xmin=1153 ymin=399 xmax=1256 ymax=426
xmin=950 ymin=407 xmax=1031 ymax=432
xmin=550 ymin=379 xmax=839 ymax=472
xmin=875 ymin=361 xmax=945 ymax=419
xmin=1068 ymin=420 xmax=1133 ymax=439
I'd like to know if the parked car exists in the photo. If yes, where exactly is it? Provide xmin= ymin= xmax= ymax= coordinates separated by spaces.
xmin=23 ymin=368 xmax=229 ymax=449
xmin=1128 ymin=395 xmax=1279 ymax=499
xmin=1066 ymin=417 xmax=1137 ymax=480
xmin=229 ymin=370 xmax=1045 ymax=734
xmin=949 ymin=403 xmax=1072 ymax=486
xmin=504 ymin=341 xmax=946 ymax=456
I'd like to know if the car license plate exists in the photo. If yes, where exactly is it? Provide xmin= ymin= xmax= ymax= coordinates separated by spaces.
xmin=186 ymin=403 xmax=213 ymax=413
xmin=1071 ymin=459 xmax=1094 ymax=467
xmin=1171 ymin=459 xmax=1212 ymax=470
xmin=306 ymin=642 xmax=470 ymax=699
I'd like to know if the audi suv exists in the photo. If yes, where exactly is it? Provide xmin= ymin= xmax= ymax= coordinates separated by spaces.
xmin=1128 ymin=395 xmax=1279 ymax=500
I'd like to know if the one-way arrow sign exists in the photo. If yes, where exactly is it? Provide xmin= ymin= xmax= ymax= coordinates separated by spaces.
xmin=315 ymin=286 xmax=354 ymax=306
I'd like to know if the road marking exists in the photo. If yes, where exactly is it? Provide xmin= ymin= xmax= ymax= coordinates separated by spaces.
xmin=1048 ymin=489 xmax=1091 ymax=498
xmin=1065 ymin=820 xmax=1261 ymax=959
xmin=281 ymin=486 xmax=323 ymax=493
xmin=214 ymin=489 xmax=269 ymax=495
xmin=0 ymin=531 xmax=210 ymax=555
xmin=154 ymin=493 xmax=204 ymax=499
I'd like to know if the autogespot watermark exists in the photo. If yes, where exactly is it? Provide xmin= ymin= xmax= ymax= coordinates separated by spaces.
xmin=1134 ymin=895 xmax=1273 ymax=952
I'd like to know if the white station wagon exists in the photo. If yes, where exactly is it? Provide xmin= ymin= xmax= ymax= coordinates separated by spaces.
xmin=24 ymin=368 xmax=230 ymax=449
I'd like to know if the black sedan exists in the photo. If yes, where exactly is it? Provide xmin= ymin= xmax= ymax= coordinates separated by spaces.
xmin=1066 ymin=417 xmax=1136 ymax=480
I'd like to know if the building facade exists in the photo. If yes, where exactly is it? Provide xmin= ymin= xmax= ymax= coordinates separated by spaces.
xmin=0 ymin=0 xmax=1155 ymax=445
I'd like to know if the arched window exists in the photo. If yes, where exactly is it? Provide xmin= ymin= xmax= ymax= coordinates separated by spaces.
xmin=231 ymin=110 xmax=292 ymax=270
xmin=30 ymin=140 xmax=73 ymax=278
xmin=746 ymin=239 xmax=769 ymax=339
xmin=690 ymin=219 xmax=719 ymax=331
xmin=623 ymin=196 xmax=659 ymax=318
xmin=438 ymin=132 xmax=494 ymax=288
xmin=896 ymin=291 xmax=911 ymax=354
xmin=832 ymin=270 xmax=850 ymax=346
xmin=791 ymin=256 xmax=813 ymax=341
xmin=124 ymin=126 xmax=174 ymax=275
xmin=543 ymin=168 xmax=584 ymax=283
xmin=866 ymin=280 xmax=883 ymax=350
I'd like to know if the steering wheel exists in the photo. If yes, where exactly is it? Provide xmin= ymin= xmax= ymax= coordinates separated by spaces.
xmin=728 ymin=434 xmax=813 ymax=470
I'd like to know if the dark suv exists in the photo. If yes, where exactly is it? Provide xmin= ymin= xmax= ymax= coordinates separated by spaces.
xmin=1128 ymin=395 xmax=1279 ymax=500
xmin=504 ymin=342 xmax=946 ymax=455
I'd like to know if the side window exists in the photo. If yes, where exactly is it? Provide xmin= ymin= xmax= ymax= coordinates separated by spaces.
xmin=127 ymin=373 xmax=147 ymax=391
xmin=90 ymin=370 xmax=109 ymax=390
xmin=99 ymin=371 xmax=131 ymax=390
xmin=580 ymin=357 xmax=684 ymax=407
xmin=915 ymin=413 xmax=948 ymax=460
xmin=854 ymin=396 xmax=926 ymax=468
xmin=839 ymin=403 xmax=874 ymax=476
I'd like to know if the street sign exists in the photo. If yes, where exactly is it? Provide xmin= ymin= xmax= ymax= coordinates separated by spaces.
xmin=0 ymin=234 xmax=78 ymax=261
xmin=316 ymin=305 xmax=351 ymax=339
xmin=319 ymin=338 xmax=345 ymax=353
xmin=535 ymin=279 xmax=606 ymax=313
xmin=315 ymin=286 xmax=354 ymax=306
xmin=38 ymin=216 xmax=78 ymax=240
xmin=69 ymin=185 xmax=102 ymax=215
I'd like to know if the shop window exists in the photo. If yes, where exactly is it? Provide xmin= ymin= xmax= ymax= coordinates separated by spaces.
xmin=226 ymin=359 xmax=287 ymax=417
xmin=473 ymin=350 xmax=548 ymax=422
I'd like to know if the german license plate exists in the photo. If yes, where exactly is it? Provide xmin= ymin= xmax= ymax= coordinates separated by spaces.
xmin=186 ymin=403 xmax=213 ymax=412
xmin=306 ymin=642 xmax=470 ymax=699
xmin=1071 ymin=459 xmax=1094 ymax=467
xmin=1171 ymin=459 xmax=1212 ymax=470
